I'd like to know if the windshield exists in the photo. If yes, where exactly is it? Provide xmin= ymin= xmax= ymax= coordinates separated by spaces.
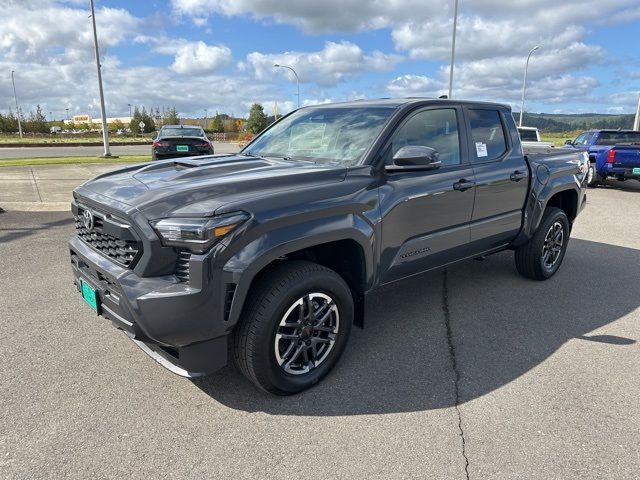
xmin=161 ymin=127 xmax=204 ymax=137
xmin=244 ymin=107 xmax=394 ymax=166
xmin=594 ymin=131 xmax=640 ymax=145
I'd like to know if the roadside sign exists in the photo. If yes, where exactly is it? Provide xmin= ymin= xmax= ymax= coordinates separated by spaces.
xmin=138 ymin=121 xmax=145 ymax=131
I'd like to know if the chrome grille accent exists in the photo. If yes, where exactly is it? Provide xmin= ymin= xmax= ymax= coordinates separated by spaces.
xmin=175 ymin=250 xmax=191 ymax=282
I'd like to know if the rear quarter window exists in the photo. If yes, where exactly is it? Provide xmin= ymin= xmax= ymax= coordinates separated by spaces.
xmin=468 ymin=109 xmax=508 ymax=162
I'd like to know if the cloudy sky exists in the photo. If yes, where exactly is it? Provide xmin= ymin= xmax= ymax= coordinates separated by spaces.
xmin=2 ymin=0 xmax=640 ymax=120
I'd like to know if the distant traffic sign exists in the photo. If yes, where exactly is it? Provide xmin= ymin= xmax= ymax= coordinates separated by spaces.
xmin=138 ymin=121 xmax=145 ymax=130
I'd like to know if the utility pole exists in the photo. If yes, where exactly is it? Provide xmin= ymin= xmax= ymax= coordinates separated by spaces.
xmin=10 ymin=70 xmax=23 ymax=139
xmin=90 ymin=0 xmax=112 ymax=156
xmin=448 ymin=0 xmax=459 ymax=99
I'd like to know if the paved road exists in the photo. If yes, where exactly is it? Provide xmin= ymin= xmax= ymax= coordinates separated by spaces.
xmin=0 ymin=142 xmax=240 ymax=159
xmin=1 ymin=183 xmax=639 ymax=479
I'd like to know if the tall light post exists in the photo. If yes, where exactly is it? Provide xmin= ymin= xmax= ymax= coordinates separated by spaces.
xmin=519 ymin=45 xmax=540 ymax=127
xmin=10 ymin=70 xmax=23 ymax=139
xmin=65 ymin=108 xmax=70 ymax=121
xmin=128 ymin=103 xmax=132 ymax=118
xmin=633 ymin=94 xmax=640 ymax=131
xmin=448 ymin=0 xmax=459 ymax=99
xmin=90 ymin=0 xmax=111 ymax=156
xmin=204 ymin=108 xmax=208 ymax=129
xmin=49 ymin=111 xmax=53 ymax=122
xmin=273 ymin=63 xmax=300 ymax=108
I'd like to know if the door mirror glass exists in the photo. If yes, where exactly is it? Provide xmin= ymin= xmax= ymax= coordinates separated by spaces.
xmin=386 ymin=146 xmax=441 ymax=172
xmin=564 ymin=139 xmax=573 ymax=145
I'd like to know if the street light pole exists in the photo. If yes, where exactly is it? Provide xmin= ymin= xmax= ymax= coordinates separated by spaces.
xmin=90 ymin=0 xmax=111 ymax=156
xmin=204 ymin=108 xmax=208 ymax=129
xmin=633 ymin=93 xmax=640 ymax=131
xmin=519 ymin=45 xmax=540 ymax=127
xmin=66 ymin=108 xmax=69 ymax=121
xmin=10 ymin=70 xmax=23 ymax=139
xmin=448 ymin=0 xmax=459 ymax=99
xmin=273 ymin=63 xmax=300 ymax=108
xmin=128 ymin=103 xmax=132 ymax=118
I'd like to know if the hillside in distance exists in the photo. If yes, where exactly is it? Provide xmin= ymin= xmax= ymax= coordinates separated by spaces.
xmin=514 ymin=112 xmax=635 ymax=133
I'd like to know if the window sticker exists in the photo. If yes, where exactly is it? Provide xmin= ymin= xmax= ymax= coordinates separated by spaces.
xmin=475 ymin=142 xmax=488 ymax=157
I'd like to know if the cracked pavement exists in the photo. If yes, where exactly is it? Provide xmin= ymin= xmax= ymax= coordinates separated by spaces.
xmin=1 ymin=180 xmax=639 ymax=479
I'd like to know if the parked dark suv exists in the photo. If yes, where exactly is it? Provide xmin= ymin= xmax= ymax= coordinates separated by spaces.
xmin=152 ymin=125 xmax=213 ymax=161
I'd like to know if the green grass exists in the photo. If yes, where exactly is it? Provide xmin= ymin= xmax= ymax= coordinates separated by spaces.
xmin=540 ymin=132 xmax=581 ymax=146
xmin=0 ymin=155 xmax=150 ymax=167
xmin=0 ymin=135 xmax=152 ymax=144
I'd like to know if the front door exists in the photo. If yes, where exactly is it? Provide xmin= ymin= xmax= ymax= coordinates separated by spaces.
xmin=378 ymin=107 xmax=476 ymax=284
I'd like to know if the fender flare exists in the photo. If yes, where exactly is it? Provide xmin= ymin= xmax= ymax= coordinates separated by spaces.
xmin=221 ymin=213 xmax=376 ymax=326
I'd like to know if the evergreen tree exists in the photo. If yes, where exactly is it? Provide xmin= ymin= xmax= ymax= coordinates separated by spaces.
xmin=247 ymin=103 xmax=268 ymax=134
xmin=163 ymin=106 xmax=180 ymax=126
xmin=211 ymin=113 xmax=224 ymax=133
xmin=129 ymin=107 xmax=143 ymax=134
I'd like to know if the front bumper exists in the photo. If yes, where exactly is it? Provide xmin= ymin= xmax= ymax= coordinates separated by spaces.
xmin=69 ymin=235 xmax=229 ymax=376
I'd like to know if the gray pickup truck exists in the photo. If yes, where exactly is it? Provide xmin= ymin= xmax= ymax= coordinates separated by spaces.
xmin=69 ymin=99 xmax=588 ymax=394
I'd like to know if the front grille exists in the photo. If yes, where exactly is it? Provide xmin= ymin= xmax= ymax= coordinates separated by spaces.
xmin=74 ymin=206 xmax=141 ymax=268
xmin=175 ymin=250 xmax=191 ymax=282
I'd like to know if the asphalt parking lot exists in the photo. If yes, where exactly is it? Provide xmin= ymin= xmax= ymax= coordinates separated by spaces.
xmin=0 ymin=142 xmax=240 ymax=160
xmin=1 ymin=181 xmax=639 ymax=479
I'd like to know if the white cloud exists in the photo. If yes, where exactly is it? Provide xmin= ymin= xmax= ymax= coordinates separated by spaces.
xmin=240 ymin=41 xmax=401 ymax=87
xmin=0 ymin=1 xmax=140 ymax=63
xmin=156 ymin=41 xmax=232 ymax=75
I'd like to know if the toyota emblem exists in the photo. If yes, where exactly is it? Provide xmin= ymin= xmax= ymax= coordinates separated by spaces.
xmin=82 ymin=209 xmax=95 ymax=231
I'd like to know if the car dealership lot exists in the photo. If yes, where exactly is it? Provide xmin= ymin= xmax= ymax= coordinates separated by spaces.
xmin=1 ymin=182 xmax=638 ymax=479
xmin=0 ymin=142 xmax=240 ymax=160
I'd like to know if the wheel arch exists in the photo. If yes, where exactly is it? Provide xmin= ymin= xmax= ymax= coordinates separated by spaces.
xmin=223 ymin=216 xmax=375 ymax=329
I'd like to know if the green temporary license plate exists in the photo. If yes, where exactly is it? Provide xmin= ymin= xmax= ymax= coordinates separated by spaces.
xmin=80 ymin=279 xmax=99 ymax=312
xmin=176 ymin=145 xmax=189 ymax=152
xmin=633 ymin=168 xmax=640 ymax=175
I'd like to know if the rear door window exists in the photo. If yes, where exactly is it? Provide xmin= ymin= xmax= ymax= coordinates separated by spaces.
xmin=468 ymin=110 xmax=508 ymax=162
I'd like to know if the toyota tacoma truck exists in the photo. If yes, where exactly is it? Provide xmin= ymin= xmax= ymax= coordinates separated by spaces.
xmin=69 ymin=99 xmax=588 ymax=395
xmin=564 ymin=129 xmax=640 ymax=187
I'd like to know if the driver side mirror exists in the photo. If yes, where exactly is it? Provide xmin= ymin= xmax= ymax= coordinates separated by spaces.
xmin=564 ymin=139 xmax=573 ymax=146
xmin=385 ymin=146 xmax=441 ymax=173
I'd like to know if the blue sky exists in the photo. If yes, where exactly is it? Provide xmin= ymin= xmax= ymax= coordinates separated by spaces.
xmin=2 ymin=0 xmax=639 ymax=119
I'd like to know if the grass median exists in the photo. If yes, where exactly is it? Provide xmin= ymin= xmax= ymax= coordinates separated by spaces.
xmin=0 ymin=155 xmax=151 ymax=167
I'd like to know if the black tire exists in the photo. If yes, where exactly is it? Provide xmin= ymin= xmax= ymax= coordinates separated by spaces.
xmin=515 ymin=207 xmax=570 ymax=281
xmin=586 ymin=163 xmax=602 ymax=187
xmin=232 ymin=260 xmax=353 ymax=395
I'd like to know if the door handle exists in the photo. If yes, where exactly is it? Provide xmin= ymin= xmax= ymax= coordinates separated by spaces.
xmin=453 ymin=179 xmax=476 ymax=191
xmin=510 ymin=170 xmax=527 ymax=182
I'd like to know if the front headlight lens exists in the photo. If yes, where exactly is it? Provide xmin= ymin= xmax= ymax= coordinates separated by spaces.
xmin=151 ymin=212 xmax=249 ymax=253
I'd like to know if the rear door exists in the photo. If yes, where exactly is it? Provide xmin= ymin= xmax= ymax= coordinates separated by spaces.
xmin=378 ymin=106 xmax=476 ymax=284
xmin=463 ymin=107 xmax=529 ymax=252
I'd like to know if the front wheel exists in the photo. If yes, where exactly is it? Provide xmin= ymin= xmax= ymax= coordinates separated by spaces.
xmin=515 ymin=207 xmax=570 ymax=281
xmin=232 ymin=261 xmax=353 ymax=395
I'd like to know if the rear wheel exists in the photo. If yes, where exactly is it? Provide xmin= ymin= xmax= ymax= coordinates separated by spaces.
xmin=515 ymin=207 xmax=570 ymax=281
xmin=233 ymin=261 xmax=353 ymax=395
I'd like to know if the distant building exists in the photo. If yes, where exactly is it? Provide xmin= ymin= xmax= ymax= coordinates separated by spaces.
xmin=64 ymin=115 xmax=132 ymax=125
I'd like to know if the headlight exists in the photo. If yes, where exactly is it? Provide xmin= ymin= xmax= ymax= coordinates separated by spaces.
xmin=151 ymin=212 xmax=249 ymax=253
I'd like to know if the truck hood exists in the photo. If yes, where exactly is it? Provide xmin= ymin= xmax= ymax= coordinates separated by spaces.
xmin=77 ymin=154 xmax=347 ymax=218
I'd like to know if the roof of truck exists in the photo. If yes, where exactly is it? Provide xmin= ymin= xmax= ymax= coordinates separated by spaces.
xmin=304 ymin=98 xmax=512 ymax=110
